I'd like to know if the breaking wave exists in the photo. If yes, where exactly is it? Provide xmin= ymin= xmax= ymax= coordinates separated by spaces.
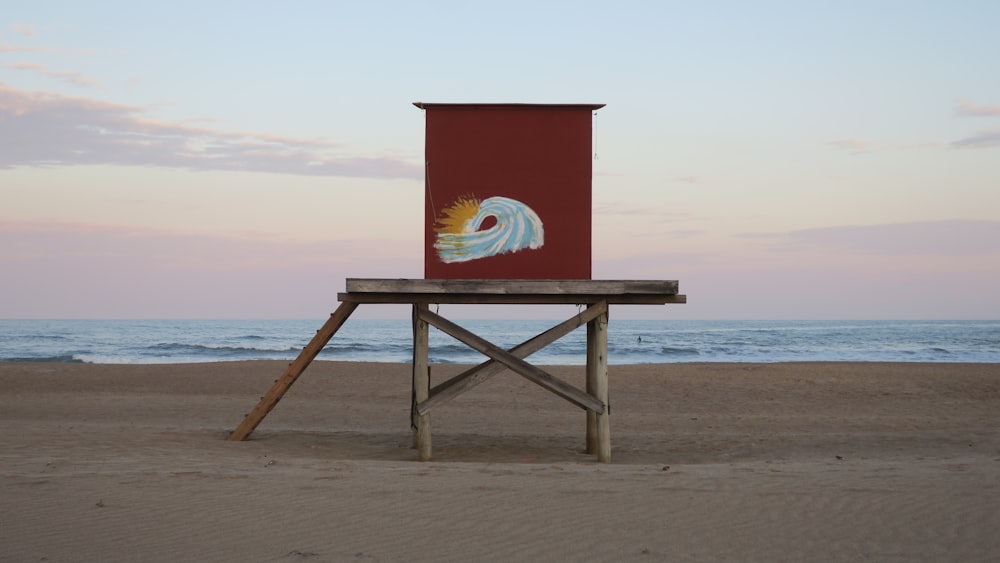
xmin=435 ymin=196 xmax=544 ymax=263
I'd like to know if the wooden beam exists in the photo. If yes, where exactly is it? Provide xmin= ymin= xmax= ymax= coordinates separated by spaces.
xmin=417 ymin=301 xmax=608 ymax=415
xmin=412 ymin=304 xmax=432 ymax=461
xmin=586 ymin=314 xmax=597 ymax=455
xmin=417 ymin=308 xmax=604 ymax=413
xmin=338 ymin=292 xmax=686 ymax=305
xmin=586 ymin=303 xmax=611 ymax=462
xmin=347 ymin=278 xmax=679 ymax=295
xmin=228 ymin=302 xmax=358 ymax=441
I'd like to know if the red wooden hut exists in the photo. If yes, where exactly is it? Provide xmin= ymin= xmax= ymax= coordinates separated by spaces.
xmin=415 ymin=103 xmax=605 ymax=279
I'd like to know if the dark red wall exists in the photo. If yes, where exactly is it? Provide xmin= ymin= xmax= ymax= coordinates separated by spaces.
xmin=419 ymin=103 xmax=602 ymax=279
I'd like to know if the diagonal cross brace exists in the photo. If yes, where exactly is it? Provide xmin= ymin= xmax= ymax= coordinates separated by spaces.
xmin=417 ymin=308 xmax=605 ymax=413
xmin=417 ymin=301 xmax=608 ymax=415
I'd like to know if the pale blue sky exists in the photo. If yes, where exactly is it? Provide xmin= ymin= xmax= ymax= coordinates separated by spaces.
xmin=2 ymin=1 xmax=999 ymax=319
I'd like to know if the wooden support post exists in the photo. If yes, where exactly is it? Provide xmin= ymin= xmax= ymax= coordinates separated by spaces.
xmin=412 ymin=303 xmax=432 ymax=461
xmin=228 ymin=301 xmax=358 ymax=441
xmin=586 ymin=301 xmax=610 ymax=461
xmin=586 ymin=312 xmax=597 ymax=455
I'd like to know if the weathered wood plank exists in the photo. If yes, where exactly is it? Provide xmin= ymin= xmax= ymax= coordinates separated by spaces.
xmin=418 ymin=301 xmax=608 ymax=415
xmin=412 ymin=304 xmax=432 ymax=461
xmin=338 ymin=292 xmax=686 ymax=305
xmin=586 ymin=305 xmax=611 ymax=462
xmin=346 ymin=278 xmax=679 ymax=296
xmin=228 ymin=302 xmax=358 ymax=441
xmin=417 ymin=308 xmax=604 ymax=413
xmin=586 ymin=314 xmax=598 ymax=455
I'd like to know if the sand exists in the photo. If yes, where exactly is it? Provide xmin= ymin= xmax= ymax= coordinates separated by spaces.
xmin=1 ymin=360 xmax=998 ymax=562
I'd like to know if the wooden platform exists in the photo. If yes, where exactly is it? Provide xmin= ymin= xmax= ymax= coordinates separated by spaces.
xmin=228 ymin=279 xmax=685 ymax=462
xmin=340 ymin=278 xmax=685 ymax=305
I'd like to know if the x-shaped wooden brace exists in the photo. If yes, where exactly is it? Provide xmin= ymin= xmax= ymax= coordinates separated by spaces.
xmin=410 ymin=300 xmax=611 ymax=461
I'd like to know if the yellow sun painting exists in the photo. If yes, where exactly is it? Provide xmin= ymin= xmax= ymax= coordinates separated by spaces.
xmin=434 ymin=194 xmax=481 ymax=234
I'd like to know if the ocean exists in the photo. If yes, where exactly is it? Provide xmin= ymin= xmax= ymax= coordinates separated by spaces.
xmin=1 ymin=319 xmax=998 ymax=365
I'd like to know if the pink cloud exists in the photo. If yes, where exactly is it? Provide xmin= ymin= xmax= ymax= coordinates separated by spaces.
xmin=3 ymin=62 xmax=100 ymax=87
xmin=828 ymin=138 xmax=942 ymax=154
xmin=956 ymin=99 xmax=1000 ymax=117
xmin=951 ymin=129 xmax=1000 ymax=149
xmin=743 ymin=220 xmax=1000 ymax=257
xmin=593 ymin=203 xmax=692 ymax=221
xmin=827 ymin=138 xmax=883 ymax=154
xmin=0 ymin=221 xmax=421 ymax=318
xmin=10 ymin=23 xmax=35 ymax=37
xmin=3 ymin=220 xmax=997 ymax=319
xmin=593 ymin=230 xmax=1000 ymax=319
xmin=0 ymin=83 xmax=423 ymax=179
xmin=0 ymin=44 xmax=53 ymax=52
xmin=951 ymin=100 xmax=1000 ymax=148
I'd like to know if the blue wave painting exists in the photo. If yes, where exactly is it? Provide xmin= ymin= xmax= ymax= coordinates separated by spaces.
xmin=434 ymin=195 xmax=545 ymax=263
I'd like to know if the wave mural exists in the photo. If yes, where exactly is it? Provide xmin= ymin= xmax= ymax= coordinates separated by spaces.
xmin=434 ymin=195 xmax=545 ymax=263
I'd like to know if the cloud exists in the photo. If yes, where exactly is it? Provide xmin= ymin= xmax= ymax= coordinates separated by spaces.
xmin=828 ymin=138 xmax=880 ymax=153
xmin=664 ymin=229 xmax=704 ymax=238
xmin=10 ymin=23 xmax=35 ymax=37
xmin=951 ymin=100 xmax=1000 ymax=148
xmin=593 ymin=202 xmax=693 ymax=221
xmin=827 ymin=138 xmax=940 ymax=154
xmin=0 ymin=220 xmax=413 ymax=267
xmin=0 ymin=220 xmax=422 ymax=318
xmin=956 ymin=99 xmax=1000 ymax=117
xmin=0 ymin=44 xmax=53 ymax=52
xmin=593 ymin=203 xmax=653 ymax=216
xmin=744 ymin=220 xmax=1000 ymax=257
xmin=3 ymin=62 xmax=100 ymax=87
xmin=675 ymin=174 xmax=700 ymax=184
xmin=0 ymin=83 xmax=423 ymax=179
xmin=951 ymin=129 xmax=1000 ymax=149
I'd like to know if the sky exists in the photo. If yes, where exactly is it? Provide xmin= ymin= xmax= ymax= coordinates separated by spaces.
xmin=2 ymin=1 xmax=999 ymax=320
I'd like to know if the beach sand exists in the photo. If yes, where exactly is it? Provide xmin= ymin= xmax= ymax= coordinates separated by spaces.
xmin=1 ymin=361 xmax=998 ymax=562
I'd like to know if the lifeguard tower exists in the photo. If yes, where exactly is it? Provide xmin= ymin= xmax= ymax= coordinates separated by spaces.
xmin=228 ymin=103 xmax=685 ymax=462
